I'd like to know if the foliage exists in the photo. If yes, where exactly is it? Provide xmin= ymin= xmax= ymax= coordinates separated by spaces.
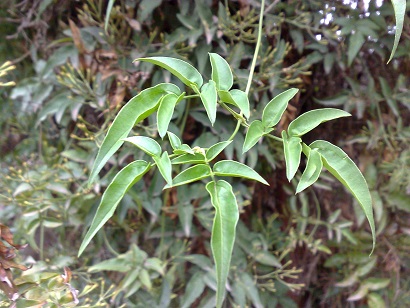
xmin=0 ymin=0 xmax=409 ymax=307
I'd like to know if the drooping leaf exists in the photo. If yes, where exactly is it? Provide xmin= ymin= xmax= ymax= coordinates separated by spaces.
xmin=138 ymin=57 xmax=203 ymax=92
xmin=157 ymin=93 xmax=178 ymax=138
xmin=282 ymin=131 xmax=302 ymax=181
xmin=200 ymin=80 xmax=218 ymax=125
xmin=165 ymin=164 xmax=211 ymax=188
xmin=213 ymin=160 xmax=269 ymax=185
xmin=79 ymin=161 xmax=151 ymax=256
xmin=388 ymin=0 xmax=406 ymax=63
xmin=243 ymin=120 xmax=264 ymax=153
xmin=296 ymin=148 xmax=323 ymax=193
xmin=218 ymin=89 xmax=250 ymax=119
xmin=206 ymin=180 xmax=239 ymax=308
xmin=153 ymin=151 xmax=172 ymax=186
xmin=89 ymin=83 xmax=179 ymax=185
xmin=310 ymin=140 xmax=375 ymax=253
xmin=262 ymin=88 xmax=298 ymax=128
xmin=209 ymin=53 xmax=233 ymax=91
xmin=206 ymin=141 xmax=232 ymax=161
xmin=123 ymin=136 xmax=162 ymax=157
xmin=348 ymin=31 xmax=365 ymax=67
xmin=288 ymin=108 xmax=351 ymax=137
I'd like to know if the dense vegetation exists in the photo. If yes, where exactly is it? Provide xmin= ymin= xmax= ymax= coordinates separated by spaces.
xmin=1 ymin=0 xmax=409 ymax=307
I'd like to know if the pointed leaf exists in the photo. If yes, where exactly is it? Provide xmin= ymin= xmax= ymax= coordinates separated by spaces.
xmin=123 ymin=136 xmax=161 ymax=157
xmin=167 ymin=131 xmax=182 ymax=150
xmin=296 ymin=148 xmax=323 ymax=193
xmin=262 ymin=88 xmax=298 ymax=128
xmin=206 ymin=180 xmax=239 ymax=308
xmin=388 ymin=0 xmax=406 ymax=63
xmin=153 ymin=151 xmax=172 ymax=186
xmin=206 ymin=141 xmax=232 ymax=161
xmin=218 ymin=89 xmax=250 ymax=119
xmin=213 ymin=160 xmax=268 ymax=185
xmin=209 ymin=53 xmax=233 ymax=91
xmin=200 ymin=80 xmax=218 ymax=125
xmin=79 ymin=161 xmax=151 ymax=256
xmin=243 ymin=120 xmax=264 ymax=153
xmin=171 ymin=153 xmax=206 ymax=165
xmin=282 ymin=131 xmax=302 ymax=181
xmin=138 ymin=57 xmax=203 ymax=92
xmin=180 ymin=272 xmax=206 ymax=308
xmin=165 ymin=164 xmax=211 ymax=188
xmin=348 ymin=32 xmax=365 ymax=67
xmin=288 ymin=108 xmax=351 ymax=137
xmin=89 ymin=83 xmax=179 ymax=185
xmin=310 ymin=140 xmax=376 ymax=253
xmin=157 ymin=93 xmax=178 ymax=138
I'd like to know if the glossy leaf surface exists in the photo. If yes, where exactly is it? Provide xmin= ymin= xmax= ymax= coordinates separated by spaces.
xmin=79 ymin=161 xmax=151 ymax=256
xmin=296 ymin=148 xmax=323 ymax=193
xmin=209 ymin=53 xmax=233 ymax=91
xmin=282 ymin=131 xmax=302 ymax=181
xmin=262 ymin=88 xmax=298 ymax=128
xmin=138 ymin=57 xmax=203 ymax=92
xmin=157 ymin=93 xmax=178 ymax=138
xmin=206 ymin=141 xmax=232 ymax=161
xmin=288 ymin=108 xmax=350 ymax=137
xmin=171 ymin=153 xmax=206 ymax=165
xmin=89 ymin=83 xmax=179 ymax=185
xmin=200 ymin=80 xmax=218 ymax=125
xmin=310 ymin=140 xmax=375 ymax=253
xmin=242 ymin=120 xmax=264 ymax=153
xmin=167 ymin=131 xmax=182 ymax=150
xmin=388 ymin=0 xmax=406 ymax=63
xmin=123 ymin=136 xmax=162 ymax=157
xmin=165 ymin=164 xmax=211 ymax=188
xmin=206 ymin=180 xmax=239 ymax=308
xmin=218 ymin=89 xmax=250 ymax=119
xmin=153 ymin=151 xmax=172 ymax=186
xmin=213 ymin=160 xmax=269 ymax=185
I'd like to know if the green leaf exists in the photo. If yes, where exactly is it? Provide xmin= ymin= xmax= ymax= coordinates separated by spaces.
xmin=367 ymin=292 xmax=385 ymax=308
xmin=238 ymin=272 xmax=263 ymax=308
xmin=123 ymin=136 xmax=162 ymax=157
xmin=262 ymin=88 xmax=298 ymax=128
xmin=180 ymin=272 xmax=206 ymax=308
xmin=104 ymin=0 xmax=115 ymax=32
xmin=157 ymin=93 xmax=178 ymax=138
xmin=171 ymin=153 xmax=206 ymax=165
xmin=243 ymin=120 xmax=264 ymax=153
xmin=167 ymin=131 xmax=182 ymax=150
xmin=218 ymin=89 xmax=250 ymax=119
xmin=213 ymin=160 xmax=269 ymax=185
xmin=153 ymin=151 xmax=172 ymax=186
xmin=313 ymin=94 xmax=349 ymax=106
xmin=310 ymin=140 xmax=376 ymax=253
xmin=388 ymin=0 xmax=406 ymax=63
xmin=165 ymin=164 xmax=211 ymax=188
xmin=282 ymin=131 xmax=302 ymax=181
xmin=296 ymin=148 xmax=323 ymax=193
xmin=138 ymin=57 xmax=203 ymax=92
xmin=206 ymin=180 xmax=239 ymax=308
xmin=200 ymin=80 xmax=218 ymax=125
xmin=209 ymin=53 xmax=233 ymax=91
xmin=348 ymin=31 xmax=365 ymax=67
xmin=89 ymin=83 xmax=179 ymax=185
xmin=206 ymin=141 xmax=232 ymax=161
xmin=288 ymin=108 xmax=351 ymax=137
xmin=79 ymin=161 xmax=151 ymax=256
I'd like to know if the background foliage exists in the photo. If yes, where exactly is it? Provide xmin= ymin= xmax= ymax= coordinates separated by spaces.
xmin=0 ymin=0 xmax=409 ymax=307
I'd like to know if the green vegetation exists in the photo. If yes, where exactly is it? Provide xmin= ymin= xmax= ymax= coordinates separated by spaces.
xmin=1 ymin=1 xmax=409 ymax=307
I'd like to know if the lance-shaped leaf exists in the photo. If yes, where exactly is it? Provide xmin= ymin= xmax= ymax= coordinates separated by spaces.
xmin=79 ymin=160 xmax=151 ymax=256
xmin=288 ymin=108 xmax=351 ymax=137
xmin=200 ymin=80 xmax=218 ymax=125
xmin=138 ymin=57 xmax=203 ymax=92
xmin=206 ymin=180 xmax=239 ymax=308
xmin=206 ymin=141 xmax=232 ymax=162
xmin=282 ymin=131 xmax=302 ymax=181
xmin=209 ymin=53 xmax=233 ymax=91
xmin=89 ymin=83 xmax=179 ymax=185
xmin=262 ymin=88 xmax=299 ymax=128
xmin=153 ymin=151 xmax=172 ymax=187
xmin=218 ymin=89 xmax=250 ymax=119
xmin=296 ymin=148 xmax=323 ymax=193
xmin=243 ymin=120 xmax=264 ymax=153
xmin=157 ymin=93 xmax=178 ymax=138
xmin=167 ymin=131 xmax=182 ymax=150
xmin=348 ymin=31 xmax=365 ymax=67
xmin=310 ymin=140 xmax=376 ymax=253
xmin=388 ymin=0 xmax=406 ymax=63
xmin=123 ymin=136 xmax=162 ymax=157
xmin=171 ymin=153 xmax=206 ymax=165
xmin=213 ymin=160 xmax=269 ymax=185
xmin=165 ymin=164 xmax=211 ymax=188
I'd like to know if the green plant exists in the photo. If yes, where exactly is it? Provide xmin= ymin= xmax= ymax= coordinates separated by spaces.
xmin=77 ymin=3 xmax=388 ymax=305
